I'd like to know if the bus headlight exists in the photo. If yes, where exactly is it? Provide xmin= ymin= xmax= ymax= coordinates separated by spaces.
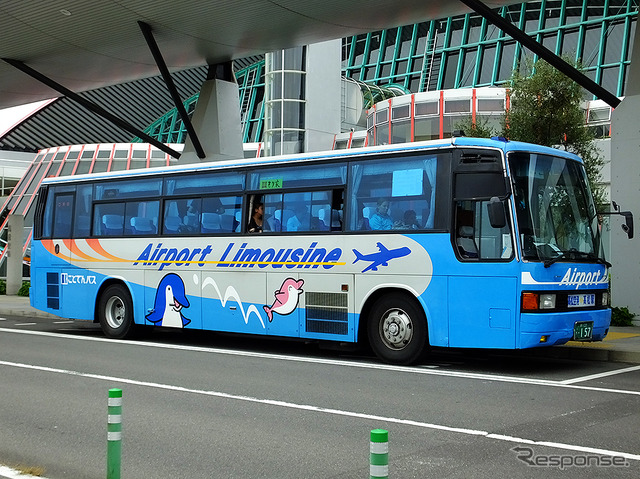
xmin=540 ymin=294 xmax=556 ymax=309
xmin=602 ymin=292 xmax=609 ymax=306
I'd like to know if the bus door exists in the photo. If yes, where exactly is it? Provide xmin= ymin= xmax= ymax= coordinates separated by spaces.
xmin=448 ymin=149 xmax=517 ymax=348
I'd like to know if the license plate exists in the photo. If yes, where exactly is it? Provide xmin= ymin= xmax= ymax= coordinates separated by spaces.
xmin=567 ymin=293 xmax=595 ymax=308
xmin=573 ymin=321 xmax=594 ymax=341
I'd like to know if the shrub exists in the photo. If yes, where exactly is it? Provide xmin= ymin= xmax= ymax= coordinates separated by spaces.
xmin=611 ymin=306 xmax=636 ymax=327
xmin=17 ymin=281 xmax=30 ymax=297
xmin=0 ymin=280 xmax=30 ymax=296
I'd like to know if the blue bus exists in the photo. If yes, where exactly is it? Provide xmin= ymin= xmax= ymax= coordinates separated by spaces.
xmin=30 ymin=137 xmax=626 ymax=364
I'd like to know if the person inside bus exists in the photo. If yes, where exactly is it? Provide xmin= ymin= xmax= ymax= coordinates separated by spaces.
xmin=370 ymin=198 xmax=393 ymax=230
xmin=248 ymin=202 xmax=264 ymax=233
xmin=394 ymin=209 xmax=420 ymax=230
xmin=183 ymin=200 xmax=200 ymax=232
xmin=286 ymin=204 xmax=311 ymax=232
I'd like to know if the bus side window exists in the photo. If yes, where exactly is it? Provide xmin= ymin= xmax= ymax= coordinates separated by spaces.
xmin=348 ymin=156 xmax=438 ymax=232
xmin=454 ymin=200 xmax=513 ymax=260
xmin=202 ymin=195 xmax=242 ymax=233
xmin=73 ymin=185 xmax=92 ymax=238
xmin=262 ymin=194 xmax=283 ymax=232
xmin=94 ymin=203 xmax=125 ymax=236
xmin=125 ymin=200 xmax=159 ymax=235
xmin=52 ymin=193 xmax=74 ymax=238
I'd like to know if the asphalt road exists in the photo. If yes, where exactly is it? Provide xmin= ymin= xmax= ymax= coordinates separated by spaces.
xmin=0 ymin=316 xmax=639 ymax=478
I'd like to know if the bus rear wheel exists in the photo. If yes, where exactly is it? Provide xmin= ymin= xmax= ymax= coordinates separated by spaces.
xmin=98 ymin=284 xmax=136 ymax=339
xmin=367 ymin=293 xmax=427 ymax=365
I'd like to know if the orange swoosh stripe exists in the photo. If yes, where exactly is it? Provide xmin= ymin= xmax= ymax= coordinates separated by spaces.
xmin=86 ymin=238 xmax=128 ymax=262
xmin=66 ymin=239 xmax=101 ymax=261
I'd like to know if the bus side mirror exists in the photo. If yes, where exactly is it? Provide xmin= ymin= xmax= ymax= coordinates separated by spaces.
xmin=488 ymin=196 xmax=506 ymax=229
xmin=621 ymin=211 xmax=634 ymax=239
xmin=600 ymin=202 xmax=634 ymax=239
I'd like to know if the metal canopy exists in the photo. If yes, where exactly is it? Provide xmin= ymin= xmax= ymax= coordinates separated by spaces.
xmin=0 ymin=0 xmax=516 ymax=109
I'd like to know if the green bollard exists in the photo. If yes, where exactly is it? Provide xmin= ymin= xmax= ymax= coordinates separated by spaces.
xmin=370 ymin=429 xmax=388 ymax=478
xmin=107 ymin=388 xmax=122 ymax=479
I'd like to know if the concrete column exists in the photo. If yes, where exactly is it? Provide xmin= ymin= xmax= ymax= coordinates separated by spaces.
xmin=180 ymin=77 xmax=244 ymax=163
xmin=6 ymin=214 xmax=23 ymax=295
xmin=610 ymin=27 xmax=640 ymax=316
xmin=305 ymin=40 xmax=342 ymax=153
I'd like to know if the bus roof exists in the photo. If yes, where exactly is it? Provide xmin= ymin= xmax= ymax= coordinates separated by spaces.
xmin=40 ymin=137 xmax=583 ymax=185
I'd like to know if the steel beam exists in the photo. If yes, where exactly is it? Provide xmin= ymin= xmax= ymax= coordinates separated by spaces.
xmin=138 ymin=21 xmax=206 ymax=159
xmin=1 ymin=58 xmax=182 ymax=158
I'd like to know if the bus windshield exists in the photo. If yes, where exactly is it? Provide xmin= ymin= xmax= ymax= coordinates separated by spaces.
xmin=509 ymin=152 xmax=601 ymax=266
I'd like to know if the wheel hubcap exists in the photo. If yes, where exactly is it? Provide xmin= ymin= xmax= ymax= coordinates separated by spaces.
xmin=105 ymin=296 xmax=125 ymax=329
xmin=380 ymin=308 xmax=413 ymax=350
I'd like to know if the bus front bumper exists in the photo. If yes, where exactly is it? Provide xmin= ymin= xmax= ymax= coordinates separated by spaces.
xmin=518 ymin=309 xmax=611 ymax=348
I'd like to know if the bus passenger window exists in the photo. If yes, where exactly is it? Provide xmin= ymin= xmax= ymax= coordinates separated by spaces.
xmin=348 ymin=155 xmax=439 ymax=232
xmin=94 ymin=203 xmax=125 ymax=236
xmin=125 ymin=201 xmax=159 ymax=235
xmin=52 ymin=193 xmax=74 ymax=238
xmin=73 ymin=185 xmax=92 ymax=238
xmin=202 ymin=196 xmax=242 ymax=233
xmin=262 ymin=194 xmax=282 ymax=232
xmin=101 ymin=214 xmax=124 ymax=236
xmin=286 ymin=205 xmax=310 ymax=232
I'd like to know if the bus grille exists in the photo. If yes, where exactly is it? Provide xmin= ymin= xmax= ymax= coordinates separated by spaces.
xmin=305 ymin=292 xmax=348 ymax=335
xmin=47 ymin=272 xmax=60 ymax=309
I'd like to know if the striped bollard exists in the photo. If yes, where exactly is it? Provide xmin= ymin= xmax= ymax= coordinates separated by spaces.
xmin=370 ymin=429 xmax=388 ymax=478
xmin=107 ymin=388 xmax=123 ymax=479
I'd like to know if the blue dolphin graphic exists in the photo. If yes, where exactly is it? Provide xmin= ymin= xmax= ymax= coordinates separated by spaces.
xmin=146 ymin=273 xmax=191 ymax=327
xmin=352 ymin=242 xmax=411 ymax=273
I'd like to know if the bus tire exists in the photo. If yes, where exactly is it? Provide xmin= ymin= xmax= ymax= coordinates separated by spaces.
xmin=367 ymin=293 xmax=428 ymax=365
xmin=98 ymin=284 xmax=136 ymax=339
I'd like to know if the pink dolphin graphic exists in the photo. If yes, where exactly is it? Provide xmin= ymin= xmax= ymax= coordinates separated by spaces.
xmin=263 ymin=278 xmax=304 ymax=322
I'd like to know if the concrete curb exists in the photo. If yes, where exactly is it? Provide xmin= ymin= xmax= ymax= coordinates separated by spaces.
xmin=529 ymin=343 xmax=640 ymax=364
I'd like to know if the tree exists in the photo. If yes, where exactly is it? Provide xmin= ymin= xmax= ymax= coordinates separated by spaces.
xmin=501 ymin=59 xmax=607 ymax=207
xmin=453 ymin=115 xmax=498 ymax=139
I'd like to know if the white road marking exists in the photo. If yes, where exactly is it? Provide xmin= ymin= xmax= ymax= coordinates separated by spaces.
xmin=0 ymin=357 xmax=638 ymax=462
xmin=13 ymin=322 xmax=36 ymax=326
xmin=1 ymin=328 xmax=639 ymax=397
xmin=0 ymin=464 xmax=47 ymax=479
xmin=560 ymin=366 xmax=640 ymax=384
xmin=560 ymin=364 xmax=640 ymax=384
xmin=53 ymin=321 xmax=75 ymax=324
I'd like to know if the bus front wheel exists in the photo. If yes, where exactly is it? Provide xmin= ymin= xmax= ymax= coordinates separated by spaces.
xmin=367 ymin=294 xmax=427 ymax=365
xmin=98 ymin=284 xmax=136 ymax=339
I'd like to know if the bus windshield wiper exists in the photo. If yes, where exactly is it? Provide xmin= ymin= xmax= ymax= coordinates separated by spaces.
xmin=544 ymin=251 xmax=611 ymax=268
xmin=584 ymin=252 xmax=612 ymax=268
xmin=543 ymin=251 xmax=565 ymax=268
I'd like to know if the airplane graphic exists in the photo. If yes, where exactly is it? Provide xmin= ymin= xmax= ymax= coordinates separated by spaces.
xmin=352 ymin=242 xmax=411 ymax=273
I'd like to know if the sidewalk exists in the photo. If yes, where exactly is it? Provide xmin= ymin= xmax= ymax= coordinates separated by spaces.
xmin=1 ymin=295 xmax=639 ymax=364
